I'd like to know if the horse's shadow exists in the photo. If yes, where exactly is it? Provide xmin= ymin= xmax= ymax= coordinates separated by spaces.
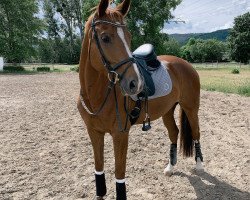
xmin=173 ymin=171 xmax=249 ymax=200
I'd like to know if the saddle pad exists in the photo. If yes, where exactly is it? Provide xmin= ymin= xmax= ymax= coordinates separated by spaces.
xmin=131 ymin=62 xmax=172 ymax=101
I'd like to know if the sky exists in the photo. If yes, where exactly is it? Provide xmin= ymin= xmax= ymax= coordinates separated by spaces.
xmin=164 ymin=0 xmax=250 ymax=34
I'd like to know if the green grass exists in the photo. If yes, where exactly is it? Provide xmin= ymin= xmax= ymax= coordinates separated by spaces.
xmin=237 ymin=84 xmax=250 ymax=96
xmin=194 ymin=63 xmax=250 ymax=97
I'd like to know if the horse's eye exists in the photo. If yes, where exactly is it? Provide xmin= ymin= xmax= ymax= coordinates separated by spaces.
xmin=101 ymin=35 xmax=111 ymax=43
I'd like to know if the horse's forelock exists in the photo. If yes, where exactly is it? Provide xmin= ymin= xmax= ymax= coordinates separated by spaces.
xmin=107 ymin=9 xmax=124 ymax=21
xmin=88 ymin=7 xmax=124 ymax=24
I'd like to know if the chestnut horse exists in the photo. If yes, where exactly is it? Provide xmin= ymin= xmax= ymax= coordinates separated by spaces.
xmin=77 ymin=0 xmax=203 ymax=199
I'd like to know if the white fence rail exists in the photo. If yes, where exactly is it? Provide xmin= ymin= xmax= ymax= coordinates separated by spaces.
xmin=0 ymin=57 xmax=3 ymax=71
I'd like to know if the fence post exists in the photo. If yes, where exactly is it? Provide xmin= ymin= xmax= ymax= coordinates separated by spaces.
xmin=0 ymin=57 xmax=3 ymax=71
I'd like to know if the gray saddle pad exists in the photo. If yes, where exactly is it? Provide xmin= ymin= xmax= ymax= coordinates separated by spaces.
xmin=131 ymin=62 xmax=172 ymax=101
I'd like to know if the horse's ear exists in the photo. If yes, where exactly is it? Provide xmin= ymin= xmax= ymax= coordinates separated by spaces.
xmin=116 ymin=0 xmax=131 ymax=16
xmin=98 ymin=0 xmax=109 ymax=17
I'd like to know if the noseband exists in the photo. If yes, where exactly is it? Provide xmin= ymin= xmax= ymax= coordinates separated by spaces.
xmin=91 ymin=18 xmax=135 ymax=84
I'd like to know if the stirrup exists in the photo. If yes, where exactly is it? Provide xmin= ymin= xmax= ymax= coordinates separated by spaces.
xmin=142 ymin=114 xmax=151 ymax=131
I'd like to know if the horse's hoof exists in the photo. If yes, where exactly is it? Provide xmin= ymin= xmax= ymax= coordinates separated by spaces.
xmin=195 ymin=165 xmax=204 ymax=171
xmin=195 ymin=158 xmax=204 ymax=170
xmin=164 ymin=163 xmax=173 ymax=176
xmin=164 ymin=169 xmax=173 ymax=176
xmin=95 ymin=197 xmax=105 ymax=200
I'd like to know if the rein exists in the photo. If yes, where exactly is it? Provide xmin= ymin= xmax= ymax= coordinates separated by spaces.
xmin=80 ymin=18 xmax=135 ymax=132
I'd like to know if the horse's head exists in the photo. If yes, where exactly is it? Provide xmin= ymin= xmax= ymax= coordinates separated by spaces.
xmin=84 ymin=0 xmax=144 ymax=96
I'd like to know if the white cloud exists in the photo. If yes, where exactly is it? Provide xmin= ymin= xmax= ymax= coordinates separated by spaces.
xmin=193 ymin=20 xmax=208 ymax=27
xmin=211 ymin=21 xmax=234 ymax=32
xmin=215 ymin=7 xmax=233 ymax=15
xmin=165 ymin=0 xmax=249 ymax=34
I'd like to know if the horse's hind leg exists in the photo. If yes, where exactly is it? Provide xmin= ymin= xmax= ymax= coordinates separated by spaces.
xmin=162 ymin=104 xmax=179 ymax=176
xmin=87 ymin=129 xmax=107 ymax=199
xmin=180 ymin=107 xmax=204 ymax=170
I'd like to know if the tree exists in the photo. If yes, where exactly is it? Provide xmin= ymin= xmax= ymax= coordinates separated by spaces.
xmin=48 ymin=0 xmax=82 ymax=62
xmin=38 ymin=0 xmax=182 ymax=63
xmin=114 ymin=0 xmax=182 ymax=54
xmin=228 ymin=12 xmax=250 ymax=64
xmin=41 ymin=0 xmax=61 ymax=63
xmin=0 ymin=0 xmax=41 ymax=63
xmin=82 ymin=0 xmax=99 ymax=23
xmin=163 ymin=37 xmax=181 ymax=57
xmin=201 ymin=39 xmax=226 ymax=62
xmin=181 ymin=38 xmax=226 ymax=63
xmin=180 ymin=38 xmax=196 ymax=62
xmin=189 ymin=39 xmax=204 ymax=62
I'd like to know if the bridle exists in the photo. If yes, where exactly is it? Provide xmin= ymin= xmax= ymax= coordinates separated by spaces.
xmin=80 ymin=17 xmax=136 ymax=132
xmin=91 ymin=17 xmax=135 ymax=84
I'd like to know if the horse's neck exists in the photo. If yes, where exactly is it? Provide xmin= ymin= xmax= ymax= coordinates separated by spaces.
xmin=80 ymin=60 xmax=109 ymax=108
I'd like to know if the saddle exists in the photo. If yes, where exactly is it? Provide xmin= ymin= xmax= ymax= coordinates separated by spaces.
xmin=133 ymin=44 xmax=161 ymax=97
xmin=130 ymin=44 xmax=161 ymax=130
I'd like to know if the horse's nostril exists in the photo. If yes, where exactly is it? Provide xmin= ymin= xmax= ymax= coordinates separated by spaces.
xmin=129 ymin=80 xmax=136 ymax=91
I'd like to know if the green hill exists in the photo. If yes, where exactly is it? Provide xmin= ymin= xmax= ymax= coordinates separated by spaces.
xmin=170 ymin=29 xmax=230 ymax=45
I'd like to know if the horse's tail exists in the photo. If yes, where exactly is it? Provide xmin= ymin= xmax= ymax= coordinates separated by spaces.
xmin=180 ymin=108 xmax=193 ymax=157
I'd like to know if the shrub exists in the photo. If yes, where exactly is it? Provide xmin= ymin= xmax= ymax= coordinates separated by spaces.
xmin=37 ymin=66 xmax=50 ymax=72
xmin=231 ymin=68 xmax=240 ymax=74
xmin=238 ymin=84 xmax=250 ymax=96
xmin=70 ymin=66 xmax=79 ymax=72
xmin=3 ymin=66 xmax=25 ymax=72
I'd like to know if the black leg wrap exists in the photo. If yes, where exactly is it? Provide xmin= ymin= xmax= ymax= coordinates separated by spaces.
xmin=170 ymin=143 xmax=177 ymax=166
xmin=95 ymin=174 xmax=107 ymax=197
xmin=195 ymin=142 xmax=203 ymax=162
xmin=116 ymin=182 xmax=126 ymax=200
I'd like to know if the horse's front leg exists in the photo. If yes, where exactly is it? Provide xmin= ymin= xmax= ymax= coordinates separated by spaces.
xmin=87 ymin=128 xmax=107 ymax=199
xmin=112 ymin=130 xmax=129 ymax=200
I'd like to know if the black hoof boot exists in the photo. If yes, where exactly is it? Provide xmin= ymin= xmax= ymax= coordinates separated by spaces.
xmin=195 ymin=142 xmax=203 ymax=162
xmin=116 ymin=182 xmax=126 ymax=200
xmin=170 ymin=144 xmax=177 ymax=166
xmin=95 ymin=173 xmax=107 ymax=197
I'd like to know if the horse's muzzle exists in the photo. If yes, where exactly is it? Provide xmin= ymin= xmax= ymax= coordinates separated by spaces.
xmin=120 ymin=75 xmax=144 ymax=96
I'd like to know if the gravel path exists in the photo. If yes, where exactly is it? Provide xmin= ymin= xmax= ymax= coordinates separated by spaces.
xmin=0 ymin=72 xmax=249 ymax=200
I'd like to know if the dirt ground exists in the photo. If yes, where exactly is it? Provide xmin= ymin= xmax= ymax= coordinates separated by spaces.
xmin=0 ymin=72 xmax=249 ymax=200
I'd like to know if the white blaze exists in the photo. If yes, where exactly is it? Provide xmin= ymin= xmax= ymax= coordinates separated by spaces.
xmin=117 ymin=27 xmax=142 ymax=92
